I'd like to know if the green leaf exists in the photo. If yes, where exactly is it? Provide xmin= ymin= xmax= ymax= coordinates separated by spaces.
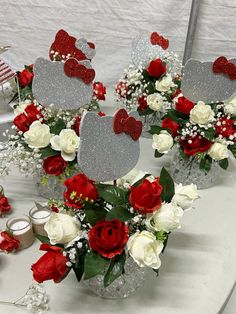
xmin=152 ymin=268 xmax=159 ymax=276
xmin=159 ymin=167 xmax=175 ymax=202
xmin=204 ymin=128 xmax=215 ymax=140
xmin=72 ymin=251 xmax=86 ymax=282
xmin=155 ymin=149 xmax=164 ymax=158
xmin=35 ymin=234 xmax=51 ymax=244
xmin=219 ymin=158 xmax=229 ymax=170
xmin=84 ymin=251 xmax=109 ymax=280
xmin=106 ymin=206 xmax=133 ymax=222
xmin=50 ymin=119 xmax=66 ymax=135
xmin=96 ymin=184 xmax=128 ymax=205
xmin=179 ymin=146 xmax=188 ymax=160
xmin=137 ymin=107 xmax=154 ymax=116
xmin=167 ymin=109 xmax=188 ymax=124
xmin=228 ymin=144 xmax=236 ymax=158
xmin=104 ymin=252 xmax=126 ymax=287
xmin=145 ymin=82 xmax=156 ymax=94
xmin=199 ymin=156 xmax=212 ymax=173
xmin=84 ymin=203 xmax=107 ymax=226
xmin=40 ymin=147 xmax=59 ymax=159
xmin=149 ymin=125 xmax=163 ymax=135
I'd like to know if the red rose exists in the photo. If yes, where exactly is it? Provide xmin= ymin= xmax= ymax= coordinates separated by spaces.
xmin=147 ymin=58 xmax=166 ymax=78
xmin=0 ymin=231 xmax=19 ymax=252
xmin=18 ymin=65 xmax=34 ymax=87
xmin=138 ymin=96 xmax=148 ymax=111
xmin=0 ymin=196 xmax=11 ymax=214
xmin=215 ymin=117 xmax=236 ymax=138
xmin=64 ymin=173 xmax=98 ymax=208
xmin=116 ymin=81 xmax=128 ymax=98
xmin=175 ymin=96 xmax=194 ymax=115
xmin=129 ymin=178 xmax=163 ymax=214
xmin=13 ymin=103 xmax=42 ymax=132
xmin=93 ymin=82 xmax=106 ymax=100
xmin=181 ymin=135 xmax=212 ymax=156
xmin=43 ymin=155 xmax=67 ymax=176
xmin=162 ymin=117 xmax=180 ymax=137
xmin=89 ymin=219 xmax=129 ymax=259
xmin=31 ymin=244 xmax=69 ymax=283
xmin=73 ymin=115 xmax=81 ymax=136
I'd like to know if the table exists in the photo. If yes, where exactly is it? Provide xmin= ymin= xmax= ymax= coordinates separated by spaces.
xmin=0 ymin=100 xmax=236 ymax=314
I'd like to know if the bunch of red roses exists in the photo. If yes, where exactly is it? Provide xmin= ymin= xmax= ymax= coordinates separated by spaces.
xmin=30 ymin=167 xmax=197 ymax=288
xmin=150 ymin=94 xmax=236 ymax=173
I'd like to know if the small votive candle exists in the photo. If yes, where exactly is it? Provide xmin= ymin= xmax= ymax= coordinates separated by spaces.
xmin=6 ymin=215 xmax=34 ymax=249
xmin=29 ymin=206 xmax=51 ymax=237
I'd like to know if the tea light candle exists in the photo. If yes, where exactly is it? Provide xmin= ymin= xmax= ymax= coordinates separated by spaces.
xmin=29 ymin=206 xmax=51 ymax=237
xmin=6 ymin=215 xmax=34 ymax=249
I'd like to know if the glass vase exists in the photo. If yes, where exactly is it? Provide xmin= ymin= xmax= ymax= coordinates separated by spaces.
xmin=34 ymin=172 xmax=66 ymax=200
xmin=170 ymin=149 xmax=221 ymax=189
xmin=83 ymin=256 xmax=147 ymax=299
xmin=140 ymin=112 xmax=162 ymax=138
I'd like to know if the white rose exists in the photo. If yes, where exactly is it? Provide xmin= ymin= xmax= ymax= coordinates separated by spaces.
xmin=224 ymin=97 xmax=236 ymax=115
xmin=146 ymin=203 xmax=184 ymax=232
xmin=147 ymin=93 xmax=165 ymax=111
xmin=44 ymin=212 xmax=81 ymax=244
xmin=152 ymin=130 xmax=173 ymax=154
xmin=50 ymin=129 xmax=80 ymax=161
xmin=190 ymin=101 xmax=215 ymax=126
xmin=24 ymin=121 xmax=51 ymax=148
xmin=155 ymin=75 xmax=176 ymax=92
xmin=127 ymin=231 xmax=163 ymax=269
xmin=208 ymin=142 xmax=229 ymax=160
xmin=172 ymin=183 xmax=199 ymax=210
xmin=14 ymin=100 xmax=31 ymax=116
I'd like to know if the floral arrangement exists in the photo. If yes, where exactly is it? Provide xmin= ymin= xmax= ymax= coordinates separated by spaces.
xmin=151 ymin=92 xmax=236 ymax=174
xmin=116 ymin=32 xmax=181 ymax=131
xmin=31 ymin=168 xmax=198 ymax=289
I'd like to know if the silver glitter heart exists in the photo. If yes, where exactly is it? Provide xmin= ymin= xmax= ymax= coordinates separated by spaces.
xmin=32 ymin=57 xmax=93 ymax=109
xmin=75 ymin=38 xmax=96 ymax=60
xmin=181 ymin=59 xmax=236 ymax=103
xmin=77 ymin=111 xmax=141 ymax=182
xmin=132 ymin=32 xmax=165 ymax=67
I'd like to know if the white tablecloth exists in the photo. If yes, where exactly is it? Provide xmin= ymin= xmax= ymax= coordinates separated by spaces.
xmin=0 ymin=99 xmax=236 ymax=313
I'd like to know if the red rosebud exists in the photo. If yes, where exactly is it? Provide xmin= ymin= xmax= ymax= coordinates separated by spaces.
xmin=162 ymin=117 xmax=180 ymax=137
xmin=93 ymin=82 xmax=106 ymax=101
xmin=181 ymin=136 xmax=212 ymax=156
xmin=43 ymin=155 xmax=67 ymax=176
xmin=13 ymin=103 xmax=42 ymax=132
xmin=0 ymin=231 xmax=19 ymax=252
xmin=116 ymin=81 xmax=129 ymax=98
xmin=175 ymin=96 xmax=194 ymax=115
xmin=215 ymin=117 xmax=236 ymax=138
xmin=147 ymin=58 xmax=166 ymax=78
xmin=89 ymin=219 xmax=129 ymax=259
xmin=73 ymin=116 xmax=81 ymax=136
xmin=18 ymin=65 xmax=34 ymax=87
xmin=13 ymin=113 xmax=31 ymax=132
xmin=0 ymin=196 xmax=11 ymax=215
xmin=138 ymin=96 xmax=148 ymax=111
xmin=31 ymin=244 xmax=69 ymax=283
xmin=129 ymin=178 xmax=163 ymax=214
xmin=64 ymin=173 xmax=98 ymax=208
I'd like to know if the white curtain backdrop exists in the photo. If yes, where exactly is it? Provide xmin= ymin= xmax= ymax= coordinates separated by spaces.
xmin=0 ymin=0 xmax=235 ymax=87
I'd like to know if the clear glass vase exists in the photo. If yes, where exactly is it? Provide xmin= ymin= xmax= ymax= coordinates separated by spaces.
xmin=140 ymin=112 xmax=162 ymax=138
xmin=83 ymin=257 xmax=147 ymax=299
xmin=34 ymin=172 xmax=66 ymax=200
xmin=170 ymin=149 xmax=221 ymax=189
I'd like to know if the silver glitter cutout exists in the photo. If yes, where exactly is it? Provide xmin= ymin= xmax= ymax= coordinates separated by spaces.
xmin=77 ymin=111 xmax=141 ymax=182
xmin=32 ymin=57 xmax=93 ymax=109
xmin=181 ymin=59 xmax=236 ymax=103
xmin=75 ymin=38 xmax=96 ymax=60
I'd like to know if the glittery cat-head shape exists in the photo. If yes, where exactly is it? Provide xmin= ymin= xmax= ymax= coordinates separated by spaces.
xmin=77 ymin=109 xmax=142 ymax=182
xmin=181 ymin=57 xmax=236 ymax=103
xmin=32 ymin=30 xmax=96 ymax=109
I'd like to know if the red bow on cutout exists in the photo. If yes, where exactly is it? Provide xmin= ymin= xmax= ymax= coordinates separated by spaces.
xmin=64 ymin=59 xmax=95 ymax=84
xmin=113 ymin=109 xmax=142 ymax=141
xmin=212 ymin=56 xmax=236 ymax=80
xmin=150 ymin=32 xmax=169 ymax=50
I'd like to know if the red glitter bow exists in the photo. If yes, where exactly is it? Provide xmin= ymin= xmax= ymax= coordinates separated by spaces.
xmin=64 ymin=59 xmax=95 ymax=84
xmin=150 ymin=32 xmax=169 ymax=50
xmin=212 ymin=56 xmax=236 ymax=80
xmin=49 ymin=29 xmax=95 ymax=62
xmin=113 ymin=109 xmax=142 ymax=141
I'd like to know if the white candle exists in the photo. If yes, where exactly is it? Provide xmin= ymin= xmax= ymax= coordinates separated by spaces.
xmin=29 ymin=207 xmax=51 ymax=237
xmin=6 ymin=215 xmax=34 ymax=249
